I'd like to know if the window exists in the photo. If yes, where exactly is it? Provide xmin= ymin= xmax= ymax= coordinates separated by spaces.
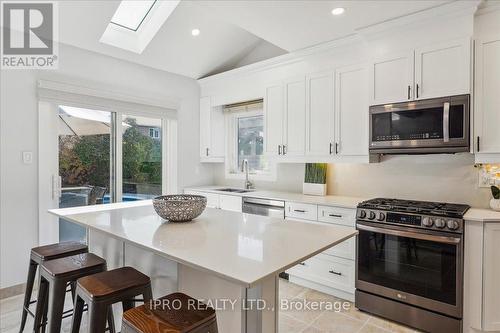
xmin=226 ymin=104 xmax=274 ymax=179
xmin=110 ymin=0 xmax=157 ymax=31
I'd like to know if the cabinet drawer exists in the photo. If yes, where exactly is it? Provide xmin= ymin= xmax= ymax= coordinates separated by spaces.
xmin=323 ymin=236 xmax=355 ymax=260
xmin=318 ymin=206 xmax=356 ymax=227
xmin=289 ymin=255 xmax=355 ymax=293
xmin=285 ymin=202 xmax=317 ymax=220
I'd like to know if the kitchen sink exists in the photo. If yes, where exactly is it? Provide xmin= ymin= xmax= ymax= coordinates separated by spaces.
xmin=215 ymin=188 xmax=254 ymax=193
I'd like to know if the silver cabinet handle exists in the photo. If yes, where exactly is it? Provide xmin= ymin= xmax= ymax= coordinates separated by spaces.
xmin=477 ymin=136 xmax=480 ymax=152
xmin=278 ymin=145 xmax=282 ymax=155
xmin=299 ymin=262 xmax=306 ymax=266
xmin=335 ymin=142 xmax=339 ymax=154
xmin=329 ymin=270 xmax=342 ymax=276
xmin=283 ymin=145 xmax=287 ymax=155
xmin=443 ymin=102 xmax=450 ymax=143
xmin=206 ymin=148 xmax=209 ymax=156
xmin=329 ymin=142 xmax=333 ymax=155
xmin=329 ymin=214 xmax=342 ymax=218
xmin=407 ymin=85 xmax=411 ymax=100
xmin=294 ymin=209 xmax=306 ymax=213
xmin=416 ymin=84 xmax=420 ymax=98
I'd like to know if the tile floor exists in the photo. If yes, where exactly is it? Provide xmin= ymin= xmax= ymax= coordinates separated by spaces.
xmin=1 ymin=279 xmax=421 ymax=333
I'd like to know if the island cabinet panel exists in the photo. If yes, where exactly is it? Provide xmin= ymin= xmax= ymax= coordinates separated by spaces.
xmin=88 ymin=229 xmax=123 ymax=269
xmin=124 ymin=243 xmax=178 ymax=299
xmin=474 ymin=34 xmax=500 ymax=162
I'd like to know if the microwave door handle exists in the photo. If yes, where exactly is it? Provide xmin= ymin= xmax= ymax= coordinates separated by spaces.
xmin=443 ymin=102 xmax=450 ymax=142
xmin=357 ymin=224 xmax=461 ymax=244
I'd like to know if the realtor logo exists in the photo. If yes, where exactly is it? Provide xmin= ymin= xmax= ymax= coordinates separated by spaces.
xmin=1 ymin=1 xmax=58 ymax=69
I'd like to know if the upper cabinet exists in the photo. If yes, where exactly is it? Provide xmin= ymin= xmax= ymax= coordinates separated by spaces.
xmin=284 ymin=77 xmax=306 ymax=156
xmin=200 ymin=96 xmax=225 ymax=163
xmin=263 ymin=84 xmax=285 ymax=156
xmin=305 ymin=71 xmax=335 ymax=156
xmin=370 ymin=51 xmax=414 ymax=105
xmin=369 ymin=38 xmax=472 ymax=105
xmin=336 ymin=64 xmax=369 ymax=156
xmin=415 ymin=38 xmax=471 ymax=100
xmin=474 ymin=34 xmax=500 ymax=162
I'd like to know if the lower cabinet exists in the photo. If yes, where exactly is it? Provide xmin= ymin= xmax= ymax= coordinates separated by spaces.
xmin=285 ymin=202 xmax=356 ymax=301
xmin=183 ymin=190 xmax=242 ymax=212
xmin=465 ymin=220 xmax=500 ymax=332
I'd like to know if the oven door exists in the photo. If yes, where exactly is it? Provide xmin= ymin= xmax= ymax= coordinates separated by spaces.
xmin=356 ymin=222 xmax=463 ymax=318
xmin=369 ymin=95 xmax=470 ymax=154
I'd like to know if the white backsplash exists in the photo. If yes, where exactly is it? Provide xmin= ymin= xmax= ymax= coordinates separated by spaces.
xmin=214 ymin=153 xmax=491 ymax=208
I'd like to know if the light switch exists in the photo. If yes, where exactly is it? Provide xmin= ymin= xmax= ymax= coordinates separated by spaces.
xmin=22 ymin=151 xmax=33 ymax=164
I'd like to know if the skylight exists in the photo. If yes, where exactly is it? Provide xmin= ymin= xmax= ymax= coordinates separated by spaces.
xmin=110 ymin=0 xmax=157 ymax=31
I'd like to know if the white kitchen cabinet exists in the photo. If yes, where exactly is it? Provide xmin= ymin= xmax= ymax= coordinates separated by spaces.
xmin=264 ymin=83 xmax=285 ymax=156
xmin=415 ymin=38 xmax=471 ymax=100
xmin=305 ymin=71 xmax=335 ymax=156
xmin=285 ymin=202 xmax=318 ymax=221
xmin=283 ymin=77 xmax=306 ymax=156
xmin=184 ymin=190 xmax=220 ymax=209
xmin=335 ymin=64 xmax=369 ymax=156
xmin=199 ymin=96 xmax=224 ymax=163
xmin=474 ymin=34 xmax=500 ymax=162
xmin=219 ymin=194 xmax=242 ymax=212
xmin=370 ymin=51 xmax=414 ymax=105
xmin=465 ymin=220 xmax=500 ymax=332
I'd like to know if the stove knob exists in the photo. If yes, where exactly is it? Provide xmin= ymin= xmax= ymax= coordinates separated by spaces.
xmin=368 ymin=211 xmax=376 ymax=220
xmin=358 ymin=210 xmax=367 ymax=219
xmin=447 ymin=220 xmax=459 ymax=230
xmin=434 ymin=218 xmax=446 ymax=228
xmin=422 ymin=217 xmax=433 ymax=227
xmin=377 ymin=212 xmax=386 ymax=221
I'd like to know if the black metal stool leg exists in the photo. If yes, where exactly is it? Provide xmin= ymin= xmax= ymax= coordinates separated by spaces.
xmin=88 ymin=302 xmax=109 ymax=333
xmin=107 ymin=305 xmax=116 ymax=333
xmin=33 ymin=276 xmax=48 ymax=333
xmin=70 ymin=294 xmax=85 ymax=333
xmin=19 ymin=260 xmax=37 ymax=333
xmin=46 ymin=279 xmax=67 ymax=333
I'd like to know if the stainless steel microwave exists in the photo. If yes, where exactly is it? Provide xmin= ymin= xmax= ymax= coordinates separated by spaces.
xmin=369 ymin=95 xmax=470 ymax=154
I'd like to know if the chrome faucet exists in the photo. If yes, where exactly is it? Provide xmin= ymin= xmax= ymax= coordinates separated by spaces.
xmin=241 ymin=159 xmax=254 ymax=190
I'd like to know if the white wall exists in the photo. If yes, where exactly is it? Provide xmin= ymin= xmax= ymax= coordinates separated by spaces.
xmin=214 ymin=154 xmax=491 ymax=208
xmin=0 ymin=43 xmax=214 ymax=289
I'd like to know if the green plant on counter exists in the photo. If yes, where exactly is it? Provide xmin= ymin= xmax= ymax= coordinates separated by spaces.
xmin=492 ymin=186 xmax=500 ymax=199
xmin=304 ymin=163 xmax=327 ymax=184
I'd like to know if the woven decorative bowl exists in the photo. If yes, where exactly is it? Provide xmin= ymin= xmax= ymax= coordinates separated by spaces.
xmin=152 ymin=195 xmax=207 ymax=222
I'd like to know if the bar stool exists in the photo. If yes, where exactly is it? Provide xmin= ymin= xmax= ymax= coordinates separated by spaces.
xmin=33 ymin=252 xmax=110 ymax=333
xmin=19 ymin=241 xmax=88 ymax=333
xmin=71 ymin=266 xmax=153 ymax=333
xmin=122 ymin=292 xmax=218 ymax=333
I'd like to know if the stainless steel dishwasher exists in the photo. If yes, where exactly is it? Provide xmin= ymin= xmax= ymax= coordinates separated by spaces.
xmin=242 ymin=197 xmax=285 ymax=219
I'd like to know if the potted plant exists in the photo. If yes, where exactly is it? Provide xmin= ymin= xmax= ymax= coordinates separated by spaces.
xmin=491 ymin=185 xmax=500 ymax=211
xmin=303 ymin=163 xmax=327 ymax=196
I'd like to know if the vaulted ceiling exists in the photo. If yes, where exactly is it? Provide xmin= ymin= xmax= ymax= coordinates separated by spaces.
xmin=57 ymin=0 xmax=452 ymax=79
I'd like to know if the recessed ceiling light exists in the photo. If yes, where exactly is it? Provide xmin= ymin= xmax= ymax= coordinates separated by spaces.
xmin=191 ymin=28 xmax=200 ymax=36
xmin=331 ymin=7 xmax=345 ymax=16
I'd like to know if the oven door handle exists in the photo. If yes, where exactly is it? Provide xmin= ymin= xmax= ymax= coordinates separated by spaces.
xmin=357 ymin=224 xmax=461 ymax=244
xmin=443 ymin=102 xmax=450 ymax=143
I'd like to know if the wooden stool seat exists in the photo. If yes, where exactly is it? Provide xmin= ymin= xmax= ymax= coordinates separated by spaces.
xmin=71 ymin=267 xmax=153 ymax=333
xmin=122 ymin=293 xmax=218 ymax=333
xmin=30 ymin=241 xmax=88 ymax=264
xmin=34 ymin=253 xmax=109 ymax=333
xmin=77 ymin=266 xmax=151 ymax=300
xmin=20 ymin=242 xmax=88 ymax=333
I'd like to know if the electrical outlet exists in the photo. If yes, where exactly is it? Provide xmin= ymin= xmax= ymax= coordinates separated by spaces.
xmin=22 ymin=151 xmax=33 ymax=164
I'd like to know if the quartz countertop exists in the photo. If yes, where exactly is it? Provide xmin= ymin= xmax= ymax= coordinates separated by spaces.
xmin=464 ymin=208 xmax=500 ymax=222
xmin=49 ymin=202 xmax=357 ymax=287
xmin=185 ymin=186 xmax=366 ymax=209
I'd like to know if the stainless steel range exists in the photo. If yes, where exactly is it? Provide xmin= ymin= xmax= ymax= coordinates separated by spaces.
xmin=355 ymin=198 xmax=470 ymax=333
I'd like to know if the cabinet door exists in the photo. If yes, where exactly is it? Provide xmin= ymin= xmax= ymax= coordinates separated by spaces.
xmin=210 ymin=105 xmax=225 ymax=158
xmin=219 ymin=194 xmax=242 ymax=212
xmin=306 ymin=72 xmax=334 ymax=156
xmin=370 ymin=51 xmax=414 ymax=105
xmin=264 ymin=84 xmax=284 ymax=156
xmin=284 ymin=78 xmax=306 ymax=156
xmin=475 ymin=35 xmax=500 ymax=155
xmin=483 ymin=223 xmax=500 ymax=331
xmin=199 ymin=96 xmax=211 ymax=160
xmin=336 ymin=64 xmax=369 ymax=156
xmin=415 ymin=38 xmax=471 ymax=100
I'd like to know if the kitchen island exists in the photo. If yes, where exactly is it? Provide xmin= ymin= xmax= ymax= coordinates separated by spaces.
xmin=49 ymin=200 xmax=357 ymax=333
